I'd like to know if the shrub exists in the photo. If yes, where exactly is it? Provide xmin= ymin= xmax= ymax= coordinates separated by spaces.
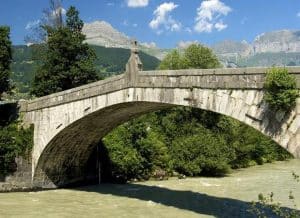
xmin=0 ymin=121 xmax=33 ymax=177
xmin=264 ymin=67 xmax=299 ymax=111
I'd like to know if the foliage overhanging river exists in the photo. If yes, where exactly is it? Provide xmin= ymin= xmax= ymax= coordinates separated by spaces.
xmin=0 ymin=160 xmax=299 ymax=218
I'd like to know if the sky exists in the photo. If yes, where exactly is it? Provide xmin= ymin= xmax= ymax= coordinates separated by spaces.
xmin=0 ymin=0 xmax=300 ymax=48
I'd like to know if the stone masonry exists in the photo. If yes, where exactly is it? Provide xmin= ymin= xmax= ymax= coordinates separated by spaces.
xmin=20 ymin=46 xmax=300 ymax=188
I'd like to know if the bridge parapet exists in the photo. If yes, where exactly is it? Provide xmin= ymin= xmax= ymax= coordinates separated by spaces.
xmin=20 ymin=66 xmax=300 ymax=113
xmin=139 ymin=67 xmax=300 ymax=89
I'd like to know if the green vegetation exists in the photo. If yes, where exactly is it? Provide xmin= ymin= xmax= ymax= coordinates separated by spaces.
xmin=159 ymin=44 xmax=220 ymax=70
xmin=102 ymin=44 xmax=292 ymax=183
xmin=0 ymin=26 xmax=12 ymax=99
xmin=31 ymin=6 xmax=99 ymax=97
xmin=0 ymin=119 xmax=33 ymax=177
xmin=264 ymin=67 xmax=299 ymax=111
xmin=9 ymin=45 xmax=160 ymax=97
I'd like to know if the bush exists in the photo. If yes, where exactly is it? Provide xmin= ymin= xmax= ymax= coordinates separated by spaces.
xmin=0 ymin=121 xmax=33 ymax=176
xmin=264 ymin=68 xmax=299 ymax=111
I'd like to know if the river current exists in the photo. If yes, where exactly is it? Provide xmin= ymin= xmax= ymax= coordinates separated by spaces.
xmin=0 ymin=159 xmax=299 ymax=217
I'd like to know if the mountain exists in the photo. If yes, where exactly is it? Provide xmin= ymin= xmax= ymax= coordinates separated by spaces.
xmin=82 ymin=21 xmax=167 ymax=59
xmin=211 ymin=40 xmax=253 ymax=57
xmin=83 ymin=21 xmax=132 ymax=49
xmin=213 ymin=30 xmax=300 ymax=57
xmin=212 ymin=30 xmax=300 ymax=67
xmin=253 ymin=30 xmax=300 ymax=53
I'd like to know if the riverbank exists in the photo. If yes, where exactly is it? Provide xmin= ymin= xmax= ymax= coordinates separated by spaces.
xmin=0 ymin=160 xmax=299 ymax=217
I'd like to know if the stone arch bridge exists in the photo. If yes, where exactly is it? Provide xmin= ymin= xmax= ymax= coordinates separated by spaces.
xmin=20 ymin=50 xmax=300 ymax=188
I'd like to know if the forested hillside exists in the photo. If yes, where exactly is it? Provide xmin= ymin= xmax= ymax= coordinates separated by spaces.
xmin=10 ymin=45 xmax=160 ymax=96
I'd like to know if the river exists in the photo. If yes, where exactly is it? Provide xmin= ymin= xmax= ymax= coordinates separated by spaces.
xmin=0 ymin=159 xmax=299 ymax=218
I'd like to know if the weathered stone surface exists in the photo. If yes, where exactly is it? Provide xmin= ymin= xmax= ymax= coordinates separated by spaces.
xmin=19 ymin=62 xmax=300 ymax=188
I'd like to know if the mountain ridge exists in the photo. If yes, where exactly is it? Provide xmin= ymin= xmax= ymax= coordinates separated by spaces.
xmin=82 ymin=20 xmax=300 ymax=60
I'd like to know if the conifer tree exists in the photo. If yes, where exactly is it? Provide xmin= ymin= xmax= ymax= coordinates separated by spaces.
xmin=0 ymin=26 xmax=12 ymax=99
xmin=31 ymin=6 xmax=98 ymax=97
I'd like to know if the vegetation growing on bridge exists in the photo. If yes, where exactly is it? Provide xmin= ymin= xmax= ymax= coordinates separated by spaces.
xmin=264 ymin=67 xmax=299 ymax=111
xmin=101 ymin=44 xmax=292 ymax=183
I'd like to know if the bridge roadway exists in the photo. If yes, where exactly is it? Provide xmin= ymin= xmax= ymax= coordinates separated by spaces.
xmin=20 ymin=50 xmax=300 ymax=187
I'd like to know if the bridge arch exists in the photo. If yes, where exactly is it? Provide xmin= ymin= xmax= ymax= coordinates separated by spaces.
xmin=20 ymin=48 xmax=300 ymax=187
xmin=28 ymin=86 xmax=299 ymax=187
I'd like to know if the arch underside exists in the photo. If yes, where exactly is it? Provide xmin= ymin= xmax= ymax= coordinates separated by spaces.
xmin=34 ymin=102 xmax=172 ymax=187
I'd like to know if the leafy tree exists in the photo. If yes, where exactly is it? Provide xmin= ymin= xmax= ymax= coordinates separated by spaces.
xmin=159 ymin=50 xmax=183 ymax=70
xmin=0 ymin=121 xmax=33 ymax=177
xmin=183 ymin=44 xmax=221 ymax=69
xmin=0 ymin=26 xmax=12 ymax=99
xmin=159 ymin=43 xmax=220 ymax=70
xmin=31 ymin=6 xmax=98 ymax=97
xmin=264 ymin=67 xmax=299 ymax=111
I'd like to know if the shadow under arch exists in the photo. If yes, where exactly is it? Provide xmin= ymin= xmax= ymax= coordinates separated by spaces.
xmin=74 ymin=183 xmax=300 ymax=218
xmin=34 ymin=101 xmax=173 ymax=187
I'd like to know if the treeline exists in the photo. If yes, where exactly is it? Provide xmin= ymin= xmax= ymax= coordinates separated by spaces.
xmin=101 ymin=107 xmax=291 ymax=182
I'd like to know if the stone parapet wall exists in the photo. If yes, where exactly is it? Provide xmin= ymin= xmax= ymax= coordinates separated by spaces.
xmin=20 ymin=67 xmax=300 ymax=113
xmin=139 ymin=67 xmax=300 ymax=89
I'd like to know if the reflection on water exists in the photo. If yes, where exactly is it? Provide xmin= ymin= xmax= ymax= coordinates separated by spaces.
xmin=0 ymin=160 xmax=299 ymax=218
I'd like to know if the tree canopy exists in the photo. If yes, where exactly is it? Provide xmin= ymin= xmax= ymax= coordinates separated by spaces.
xmin=0 ymin=26 xmax=12 ymax=99
xmin=159 ymin=44 xmax=220 ymax=70
xmin=31 ymin=6 xmax=99 ymax=97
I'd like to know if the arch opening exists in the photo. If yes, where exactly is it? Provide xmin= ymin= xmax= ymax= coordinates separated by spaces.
xmin=33 ymin=97 xmax=297 ymax=188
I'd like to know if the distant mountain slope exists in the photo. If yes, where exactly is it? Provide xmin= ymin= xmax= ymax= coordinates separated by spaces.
xmin=83 ymin=21 xmax=131 ymax=49
xmin=10 ymin=45 xmax=160 ymax=95
xmin=211 ymin=40 xmax=253 ymax=57
xmin=82 ymin=21 xmax=167 ymax=60
xmin=82 ymin=20 xmax=300 ymax=64
xmin=254 ymin=30 xmax=300 ymax=53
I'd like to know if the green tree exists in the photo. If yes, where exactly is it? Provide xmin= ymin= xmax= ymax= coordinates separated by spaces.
xmin=264 ymin=67 xmax=299 ymax=111
xmin=159 ymin=50 xmax=183 ymax=70
xmin=183 ymin=44 xmax=221 ymax=69
xmin=31 ymin=6 xmax=98 ymax=97
xmin=0 ymin=26 xmax=12 ymax=99
xmin=159 ymin=44 xmax=220 ymax=70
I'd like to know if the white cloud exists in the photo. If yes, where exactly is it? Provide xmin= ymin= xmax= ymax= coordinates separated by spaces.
xmin=215 ymin=21 xmax=227 ymax=31
xmin=185 ymin=27 xmax=192 ymax=33
xmin=177 ymin=40 xmax=199 ymax=49
xmin=194 ymin=0 xmax=232 ymax=33
xmin=133 ymin=23 xmax=138 ymax=27
xmin=25 ymin=20 xmax=41 ymax=30
xmin=149 ymin=2 xmax=181 ymax=33
xmin=297 ymin=12 xmax=300 ymax=17
xmin=127 ymin=0 xmax=149 ymax=8
xmin=140 ymin=41 xmax=157 ymax=48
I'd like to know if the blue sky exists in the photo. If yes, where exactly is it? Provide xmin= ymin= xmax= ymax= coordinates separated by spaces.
xmin=1 ymin=0 xmax=300 ymax=48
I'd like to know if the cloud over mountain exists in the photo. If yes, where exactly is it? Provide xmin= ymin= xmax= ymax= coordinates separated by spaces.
xmin=149 ymin=2 xmax=181 ymax=34
xmin=194 ymin=0 xmax=232 ymax=33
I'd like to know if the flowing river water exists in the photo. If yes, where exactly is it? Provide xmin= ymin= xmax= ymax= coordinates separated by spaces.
xmin=0 ymin=159 xmax=299 ymax=218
